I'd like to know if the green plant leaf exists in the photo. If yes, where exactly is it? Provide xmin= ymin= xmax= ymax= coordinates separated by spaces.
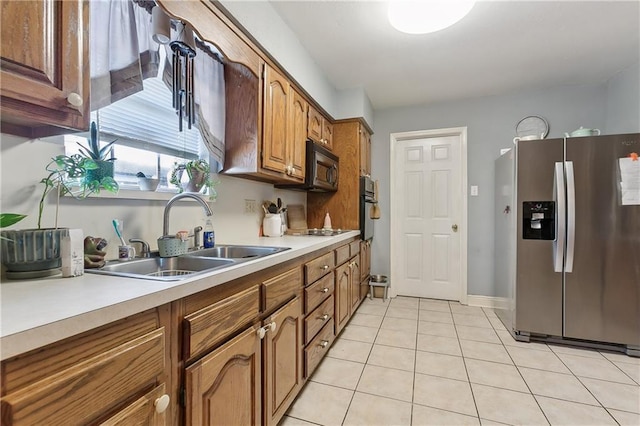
xmin=0 ymin=213 xmax=27 ymax=228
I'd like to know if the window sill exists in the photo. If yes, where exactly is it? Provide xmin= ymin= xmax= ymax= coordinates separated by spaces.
xmin=86 ymin=188 xmax=209 ymax=202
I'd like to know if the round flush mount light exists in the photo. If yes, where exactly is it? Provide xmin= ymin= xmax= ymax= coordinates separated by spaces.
xmin=388 ymin=0 xmax=476 ymax=35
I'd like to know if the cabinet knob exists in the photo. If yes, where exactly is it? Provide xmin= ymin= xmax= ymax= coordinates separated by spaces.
xmin=319 ymin=314 xmax=329 ymax=321
xmin=319 ymin=340 xmax=329 ymax=348
xmin=321 ymin=265 xmax=329 ymax=271
xmin=154 ymin=394 xmax=170 ymax=414
xmin=268 ymin=321 xmax=277 ymax=332
xmin=320 ymin=287 xmax=329 ymax=293
xmin=257 ymin=322 xmax=277 ymax=339
xmin=67 ymin=92 xmax=83 ymax=107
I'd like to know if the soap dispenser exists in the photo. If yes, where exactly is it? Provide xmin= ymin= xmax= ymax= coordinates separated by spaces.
xmin=323 ymin=212 xmax=332 ymax=230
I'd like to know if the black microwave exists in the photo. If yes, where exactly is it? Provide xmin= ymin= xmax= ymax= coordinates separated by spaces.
xmin=276 ymin=140 xmax=339 ymax=192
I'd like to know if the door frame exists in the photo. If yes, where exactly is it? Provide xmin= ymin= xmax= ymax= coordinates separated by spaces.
xmin=389 ymin=127 xmax=468 ymax=304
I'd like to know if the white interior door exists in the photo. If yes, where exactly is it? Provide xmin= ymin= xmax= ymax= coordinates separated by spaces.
xmin=391 ymin=129 xmax=465 ymax=301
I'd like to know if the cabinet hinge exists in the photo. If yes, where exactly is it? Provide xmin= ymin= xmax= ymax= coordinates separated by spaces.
xmin=180 ymin=387 xmax=186 ymax=407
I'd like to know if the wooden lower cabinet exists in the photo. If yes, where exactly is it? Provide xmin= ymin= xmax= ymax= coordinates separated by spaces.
xmin=184 ymin=325 xmax=262 ymax=426
xmin=335 ymin=261 xmax=351 ymax=334
xmin=350 ymin=255 xmax=361 ymax=312
xmin=263 ymin=297 xmax=303 ymax=426
xmin=102 ymin=384 xmax=169 ymax=426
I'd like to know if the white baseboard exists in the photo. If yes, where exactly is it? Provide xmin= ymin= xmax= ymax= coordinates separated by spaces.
xmin=466 ymin=295 xmax=509 ymax=310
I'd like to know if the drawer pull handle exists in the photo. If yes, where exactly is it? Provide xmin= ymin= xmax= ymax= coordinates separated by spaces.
xmin=320 ymin=287 xmax=329 ymax=293
xmin=319 ymin=340 xmax=329 ymax=348
xmin=318 ymin=314 xmax=329 ymax=321
xmin=257 ymin=321 xmax=278 ymax=339
xmin=321 ymin=265 xmax=329 ymax=270
xmin=154 ymin=394 xmax=170 ymax=414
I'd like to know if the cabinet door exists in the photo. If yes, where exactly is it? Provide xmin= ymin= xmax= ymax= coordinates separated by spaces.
xmin=263 ymin=65 xmax=289 ymax=175
xmin=185 ymin=326 xmax=262 ymax=426
xmin=334 ymin=262 xmax=351 ymax=334
xmin=0 ymin=0 xmax=89 ymax=137
xmin=322 ymin=120 xmax=334 ymax=151
xmin=288 ymin=90 xmax=307 ymax=181
xmin=359 ymin=127 xmax=371 ymax=176
xmin=307 ymin=105 xmax=323 ymax=144
xmin=263 ymin=297 xmax=303 ymax=426
xmin=350 ymin=256 xmax=361 ymax=312
xmin=360 ymin=240 xmax=371 ymax=282
xmin=101 ymin=384 xmax=168 ymax=426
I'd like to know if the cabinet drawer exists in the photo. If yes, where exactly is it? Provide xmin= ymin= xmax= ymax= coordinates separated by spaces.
xmin=101 ymin=383 xmax=168 ymax=425
xmin=334 ymin=244 xmax=350 ymax=266
xmin=304 ymin=295 xmax=334 ymax=345
xmin=304 ymin=319 xmax=335 ymax=378
xmin=304 ymin=252 xmax=334 ymax=285
xmin=304 ymin=271 xmax=334 ymax=314
xmin=349 ymin=240 xmax=360 ymax=257
xmin=262 ymin=267 xmax=302 ymax=313
xmin=1 ymin=328 xmax=165 ymax=425
xmin=183 ymin=286 xmax=260 ymax=360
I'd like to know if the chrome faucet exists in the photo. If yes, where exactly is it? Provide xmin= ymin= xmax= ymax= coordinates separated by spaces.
xmin=163 ymin=193 xmax=213 ymax=237
xmin=129 ymin=238 xmax=151 ymax=258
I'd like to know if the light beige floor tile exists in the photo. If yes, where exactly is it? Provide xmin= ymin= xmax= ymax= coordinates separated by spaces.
xmin=548 ymin=344 xmax=605 ymax=359
xmin=613 ymin=360 xmax=640 ymax=384
xmin=287 ymin=381 xmax=353 ymax=425
xmin=495 ymin=329 xmax=551 ymax=352
xmin=453 ymin=313 xmax=493 ymax=329
xmin=472 ymin=383 xmax=549 ymax=426
xmin=479 ymin=419 xmax=511 ymax=425
xmin=419 ymin=299 xmax=451 ymax=313
xmin=417 ymin=334 xmax=461 ymax=356
xmin=536 ymin=395 xmax=618 ymax=426
xmin=412 ymin=405 xmax=480 ymax=426
xmin=418 ymin=320 xmax=457 ymax=338
xmin=610 ymin=409 xmax=640 ymax=426
xmin=600 ymin=351 xmax=640 ymax=365
xmin=375 ymin=328 xmax=417 ymax=349
xmin=279 ymin=415 xmax=319 ymax=426
xmin=459 ymin=340 xmax=513 ymax=364
xmin=580 ymin=377 xmax=640 ymax=413
xmin=482 ymin=308 xmax=499 ymax=319
xmin=368 ymin=344 xmax=416 ymax=372
xmin=356 ymin=364 xmax=414 ymax=402
xmin=556 ymin=352 xmax=635 ymax=384
xmin=415 ymin=351 xmax=467 ymax=381
xmin=450 ymin=304 xmax=486 ymax=316
xmin=327 ymin=339 xmax=372 ymax=363
xmin=361 ymin=297 xmax=391 ymax=306
xmin=455 ymin=325 xmax=501 ymax=344
xmin=506 ymin=346 xmax=570 ymax=373
xmin=519 ymin=366 xmax=599 ymax=405
xmin=386 ymin=306 xmax=419 ymax=320
xmin=356 ymin=302 xmax=388 ymax=317
xmin=389 ymin=296 xmax=420 ymax=309
xmin=340 ymin=324 xmax=379 ymax=343
xmin=310 ymin=357 xmax=365 ymax=390
xmin=419 ymin=310 xmax=454 ymax=324
xmin=413 ymin=374 xmax=476 ymax=416
xmin=488 ymin=317 xmax=508 ymax=331
xmin=381 ymin=316 xmax=418 ymax=333
xmin=349 ymin=312 xmax=384 ymax=328
xmin=343 ymin=391 xmax=412 ymax=426
xmin=465 ymin=359 xmax=528 ymax=392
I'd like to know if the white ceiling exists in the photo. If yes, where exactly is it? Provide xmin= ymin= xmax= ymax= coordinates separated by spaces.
xmin=269 ymin=1 xmax=640 ymax=110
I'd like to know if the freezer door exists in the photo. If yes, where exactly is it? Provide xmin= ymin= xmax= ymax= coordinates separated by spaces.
xmin=515 ymin=139 xmax=564 ymax=337
xmin=564 ymin=134 xmax=640 ymax=346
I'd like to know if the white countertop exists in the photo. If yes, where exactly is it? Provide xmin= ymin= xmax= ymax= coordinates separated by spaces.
xmin=0 ymin=231 xmax=359 ymax=360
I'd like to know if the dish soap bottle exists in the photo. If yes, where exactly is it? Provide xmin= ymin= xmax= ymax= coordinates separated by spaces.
xmin=323 ymin=212 xmax=332 ymax=230
xmin=203 ymin=219 xmax=215 ymax=248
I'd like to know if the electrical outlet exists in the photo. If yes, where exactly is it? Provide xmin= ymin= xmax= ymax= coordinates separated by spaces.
xmin=244 ymin=199 xmax=257 ymax=214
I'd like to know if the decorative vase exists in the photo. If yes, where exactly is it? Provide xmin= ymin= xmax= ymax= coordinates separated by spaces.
xmin=185 ymin=170 xmax=206 ymax=193
xmin=1 ymin=228 xmax=69 ymax=277
xmin=85 ymin=160 xmax=114 ymax=184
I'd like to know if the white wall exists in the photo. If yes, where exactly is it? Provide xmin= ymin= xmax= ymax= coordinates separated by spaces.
xmin=372 ymin=82 xmax=617 ymax=298
xmin=0 ymin=134 xmax=306 ymax=264
xmin=605 ymin=61 xmax=640 ymax=134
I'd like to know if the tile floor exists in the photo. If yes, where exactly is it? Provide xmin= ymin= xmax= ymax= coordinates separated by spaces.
xmin=281 ymin=296 xmax=640 ymax=426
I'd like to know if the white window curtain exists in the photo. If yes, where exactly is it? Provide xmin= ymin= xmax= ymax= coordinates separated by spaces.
xmin=90 ymin=0 xmax=160 ymax=110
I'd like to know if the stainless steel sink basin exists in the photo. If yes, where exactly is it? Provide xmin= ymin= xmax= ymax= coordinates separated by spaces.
xmin=188 ymin=245 xmax=290 ymax=259
xmin=87 ymin=256 xmax=235 ymax=281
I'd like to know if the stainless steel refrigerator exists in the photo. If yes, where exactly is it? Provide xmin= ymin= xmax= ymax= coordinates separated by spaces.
xmin=494 ymin=133 xmax=640 ymax=355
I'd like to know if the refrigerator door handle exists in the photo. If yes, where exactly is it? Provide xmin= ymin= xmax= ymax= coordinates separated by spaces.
xmin=565 ymin=161 xmax=576 ymax=273
xmin=553 ymin=162 xmax=566 ymax=273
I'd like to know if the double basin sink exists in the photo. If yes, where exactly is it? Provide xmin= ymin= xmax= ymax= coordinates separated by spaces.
xmin=86 ymin=245 xmax=290 ymax=281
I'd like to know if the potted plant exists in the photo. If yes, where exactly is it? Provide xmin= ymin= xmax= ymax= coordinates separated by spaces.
xmin=169 ymin=159 xmax=218 ymax=200
xmin=77 ymin=121 xmax=117 ymax=185
xmin=0 ymin=154 xmax=119 ymax=277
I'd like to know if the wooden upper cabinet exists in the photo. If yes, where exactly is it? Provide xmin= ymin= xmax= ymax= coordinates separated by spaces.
xmin=360 ymin=126 xmax=372 ymax=177
xmin=307 ymin=105 xmax=333 ymax=151
xmin=263 ymin=65 xmax=290 ymax=176
xmin=0 ymin=0 xmax=90 ymax=138
xmin=288 ymin=90 xmax=308 ymax=181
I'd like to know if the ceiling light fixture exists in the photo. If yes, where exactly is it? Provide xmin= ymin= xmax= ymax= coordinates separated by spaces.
xmin=388 ymin=0 xmax=476 ymax=35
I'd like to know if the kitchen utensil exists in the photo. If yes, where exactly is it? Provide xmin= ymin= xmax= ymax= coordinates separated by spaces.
xmin=565 ymin=126 xmax=601 ymax=138
xmin=370 ymin=180 xmax=381 ymax=219
xmin=277 ymin=198 xmax=282 ymax=212
xmin=514 ymin=115 xmax=549 ymax=143
xmin=112 ymin=219 xmax=126 ymax=246
xmin=268 ymin=203 xmax=278 ymax=214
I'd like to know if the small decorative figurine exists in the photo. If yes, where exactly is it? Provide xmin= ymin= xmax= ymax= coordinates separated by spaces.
xmin=84 ymin=236 xmax=108 ymax=269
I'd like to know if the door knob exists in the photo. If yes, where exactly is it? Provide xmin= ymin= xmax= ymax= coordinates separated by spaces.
xmin=452 ymin=224 xmax=458 ymax=232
